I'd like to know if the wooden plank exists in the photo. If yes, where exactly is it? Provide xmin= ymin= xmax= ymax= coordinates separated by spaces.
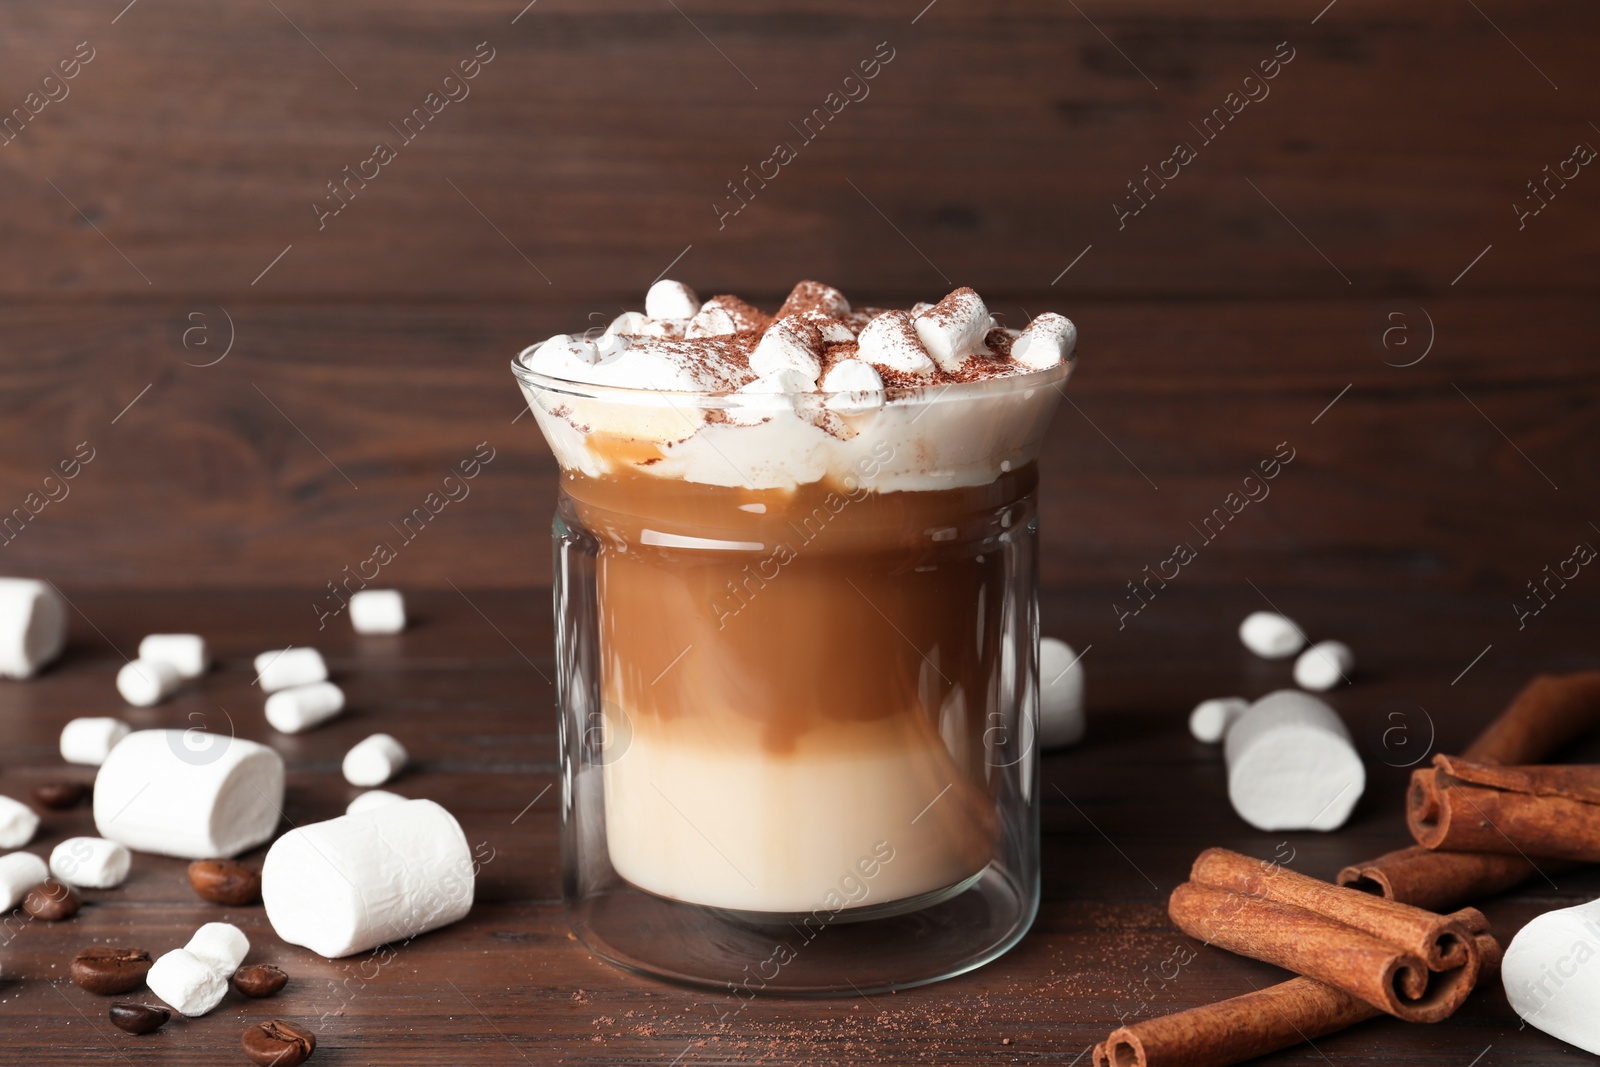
xmin=0 ymin=588 xmax=1593 ymax=1064
xmin=0 ymin=296 xmax=1593 ymax=589
xmin=0 ymin=1 xmax=1594 ymax=299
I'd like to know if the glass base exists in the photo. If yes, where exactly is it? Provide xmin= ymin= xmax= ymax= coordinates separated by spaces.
xmin=567 ymin=864 xmax=1038 ymax=996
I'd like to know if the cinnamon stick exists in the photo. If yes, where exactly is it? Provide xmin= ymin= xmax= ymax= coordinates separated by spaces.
xmin=1094 ymin=932 xmax=1501 ymax=1067
xmin=1189 ymin=848 xmax=1482 ymax=970
xmin=1409 ymin=755 xmax=1600 ymax=861
xmin=1167 ymin=882 xmax=1479 ymax=1023
xmin=1461 ymin=672 xmax=1600 ymax=765
xmin=1336 ymin=845 xmax=1541 ymax=911
xmin=1336 ymin=672 xmax=1600 ymax=905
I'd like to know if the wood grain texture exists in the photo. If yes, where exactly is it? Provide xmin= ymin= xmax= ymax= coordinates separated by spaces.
xmin=0 ymin=587 xmax=1595 ymax=1065
xmin=0 ymin=1 xmax=1595 ymax=301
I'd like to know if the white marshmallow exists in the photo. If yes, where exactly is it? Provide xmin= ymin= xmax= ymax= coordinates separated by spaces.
xmin=855 ymin=311 xmax=936 ymax=376
xmin=1038 ymin=637 xmax=1086 ymax=749
xmin=147 ymin=948 xmax=228 ymax=1017
xmin=748 ymin=319 xmax=822 ymax=385
xmin=821 ymin=358 xmax=886 ymax=415
xmin=0 ymin=795 xmax=40 ymax=848
xmin=913 ymin=288 xmax=991 ymax=373
xmin=780 ymin=280 xmax=851 ymax=316
xmin=254 ymin=647 xmax=328 ymax=693
xmin=137 ymin=633 xmax=209 ymax=679
xmin=265 ymin=681 xmax=346 ymax=734
xmin=60 ymin=716 xmax=131 ymax=766
xmin=342 ymin=734 xmax=408 ymax=787
xmin=1238 ymin=611 xmax=1305 ymax=659
xmin=522 ymin=335 xmax=600 ymax=383
xmin=1503 ymin=897 xmax=1600 ymax=1053
xmin=93 ymin=729 xmax=285 ymax=859
xmin=645 ymin=279 xmax=700 ymax=320
xmin=185 ymin=921 xmax=248 ymax=977
xmin=602 ymin=311 xmax=651 ymax=340
xmin=685 ymin=306 xmax=737 ymax=339
xmin=262 ymin=799 xmax=474 ymax=958
xmin=1224 ymin=689 xmax=1365 ymax=832
xmin=1294 ymin=640 xmax=1354 ymax=691
xmin=0 ymin=851 xmax=48 ymax=910
xmin=49 ymin=836 xmax=131 ymax=889
xmin=1189 ymin=697 xmax=1248 ymax=744
xmin=116 ymin=658 xmax=181 ymax=707
xmin=0 ymin=577 xmax=67 ymax=679
xmin=346 ymin=789 xmax=406 ymax=816
xmin=349 ymin=589 xmax=406 ymax=635
xmin=1011 ymin=312 xmax=1076 ymax=371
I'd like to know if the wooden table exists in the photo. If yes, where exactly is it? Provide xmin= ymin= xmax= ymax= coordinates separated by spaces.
xmin=1 ymin=586 xmax=1595 ymax=1065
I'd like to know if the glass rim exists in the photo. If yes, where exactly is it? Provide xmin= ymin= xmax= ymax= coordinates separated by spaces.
xmin=510 ymin=347 xmax=1074 ymax=408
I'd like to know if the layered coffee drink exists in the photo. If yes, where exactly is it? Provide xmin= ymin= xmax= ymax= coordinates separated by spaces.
xmin=518 ymin=280 xmax=1074 ymax=917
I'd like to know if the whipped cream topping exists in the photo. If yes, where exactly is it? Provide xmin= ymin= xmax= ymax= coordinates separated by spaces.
xmin=522 ymin=280 xmax=1073 ymax=396
xmin=515 ymin=280 xmax=1076 ymax=492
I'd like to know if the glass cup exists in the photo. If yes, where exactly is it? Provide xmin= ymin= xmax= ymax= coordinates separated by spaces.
xmin=513 ymin=353 xmax=1072 ymax=994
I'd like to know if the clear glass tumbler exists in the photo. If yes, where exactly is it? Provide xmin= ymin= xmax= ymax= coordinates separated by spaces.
xmin=513 ymin=355 xmax=1071 ymax=994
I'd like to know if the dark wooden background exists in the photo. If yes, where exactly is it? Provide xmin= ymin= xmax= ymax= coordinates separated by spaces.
xmin=1 ymin=1 xmax=1599 ymax=1064
xmin=0 ymin=0 xmax=1595 ymax=593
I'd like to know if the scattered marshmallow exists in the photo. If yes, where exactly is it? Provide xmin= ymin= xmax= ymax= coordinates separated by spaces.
xmin=1238 ymin=611 xmax=1305 ymax=659
xmin=254 ymin=647 xmax=328 ymax=693
xmin=0 ymin=577 xmax=67 ymax=679
xmin=186 ymin=921 xmax=248 ymax=977
xmin=116 ymin=658 xmax=180 ymax=707
xmin=342 ymin=734 xmax=408 ymax=787
xmin=137 ymin=634 xmax=209 ymax=679
xmin=1224 ymin=689 xmax=1365 ymax=832
xmin=262 ymin=799 xmax=474 ymax=958
xmin=0 ymin=795 xmax=40 ymax=849
xmin=855 ymin=311 xmax=937 ymax=376
xmin=0 ymin=851 xmax=48 ymax=910
xmin=1503 ymin=897 xmax=1600 ymax=1054
xmin=1188 ymin=697 xmax=1248 ymax=744
xmin=349 ymin=590 xmax=406 ymax=635
xmin=347 ymin=790 xmax=406 ymax=816
xmin=1039 ymin=637 xmax=1086 ymax=749
xmin=60 ymin=716 xmax=131 ymax=766
xmin=912 ymin=288 xmax=991 ymax=373
xmin=265 ymin=681 xmax=346 ymax=734
xmin=1012 ymin=313 xmax=1076 ymax=371
xmin=147 ymin=948 xmax=228 ymax=1017
xmin=93 ymin=729 xmax=285 ymax=859
xmin=748 ymin=318 xmax=823 ymax=385
xmin=49 ymin=836 xmax=131 ymax=889
xmin=1295 ymin=640 xmax=1354 ymax=691
xmin=645 ymin=279 xmax=700 ymax=320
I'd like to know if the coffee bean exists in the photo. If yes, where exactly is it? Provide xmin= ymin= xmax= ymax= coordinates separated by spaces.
xmin=241 ymin=1020 xmax=316 ymax=1066
xmin=71 ymin=947 xmax=153 ymax=995
xmin=33 ymin=782 xmax=87 ymax=809
xmin=109 ymin=1003 xmax=170 ymax=1035
xmin=187 ymin=859 xmax=262 ymax=906
xmin=233 ymin=963 xmax=288 ymax=998
xmin=23 ymin=880 xmax=80 ymax=921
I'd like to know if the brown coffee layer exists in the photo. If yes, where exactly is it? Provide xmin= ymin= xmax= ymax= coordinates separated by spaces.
xmin=566 ymin=465 xmax=1038 ymax=759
